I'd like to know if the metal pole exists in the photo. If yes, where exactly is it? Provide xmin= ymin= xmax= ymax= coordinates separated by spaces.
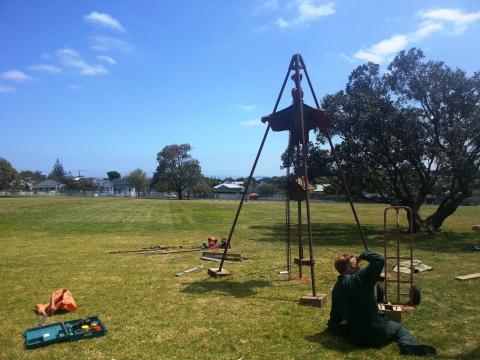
xmin=384 ymin=208 xmax=388 ymax=303
xmin=293 ymin=54 xmax=316 ymax=297
xmin=218 ymin=58 xmax=294 ymax=272
xmin=297 ymin=199 xmax=303 ymax=278
xmin=408 ymin=207 xmax=414 ymax=305
xmin=299 ymin=55 xmax=368 ymax=251
xmin=396 ymin=208 xmax=401 ymax=303
xmin=285 ymin=134 xmax=293 ymax=279
xmin=294 ymin=142 xmax=304 ymax=278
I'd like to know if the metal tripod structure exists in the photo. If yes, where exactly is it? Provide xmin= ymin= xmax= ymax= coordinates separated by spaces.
xmin=209 ymin=54 xmax=368 ymax=303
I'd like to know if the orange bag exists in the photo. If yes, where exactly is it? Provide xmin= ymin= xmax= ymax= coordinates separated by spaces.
xmin=35 ymin=288 xmax=77 ymax=316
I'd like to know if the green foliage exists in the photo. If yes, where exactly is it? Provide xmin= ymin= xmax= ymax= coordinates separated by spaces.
xmin=316 ymin=48 xmax=480 ymax=232
xmin=64 ymin=178 xmax=97 ymax=192
xmin=48 ymin=158 xmax=66 ymax=182
xmin=0 ymin=157 xmax=17 ymax=191
xmin=152 ymin=144 xmax=204 ymax=199
xmin=126 ymin=168 xmax=148 ymax=197
xmin=257 ymin=182 xmax=275 ymax=195
xmin=107 ymin=171 xmax=121 ymax=180
xmin=0 ymin=197 xmax=479 ymax=359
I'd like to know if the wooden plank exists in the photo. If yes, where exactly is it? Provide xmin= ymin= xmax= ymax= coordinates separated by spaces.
xmin=202 ymin=252 xmax=243 ymax=261
xmin=454 ymin=273 xmax=480 ymax=281
xmin=138 ymin=248 xmax=203 ymax=255
xmin=201 ymin=256 xmax=231 ymax=263
xmin=109 ymin=245 xmax=182 ymax=254
xmin=203 ymin=252 xmax=241 ymax=258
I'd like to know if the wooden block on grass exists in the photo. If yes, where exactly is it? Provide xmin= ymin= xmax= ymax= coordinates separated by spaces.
xmin=207 ymin=268 xmax=231 ymax=278
xmin=299 ymin=294 xmax=327 ymax=308
xmin=454 ymin=273 xmax=480 ymax=281
xmin=378 ymin=303 xmax=402 ymax=323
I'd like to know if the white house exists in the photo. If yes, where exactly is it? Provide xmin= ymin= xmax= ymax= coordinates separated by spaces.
xmin=213 ymin=181 xmax=244 ymax=200
xmin=33 ymin=180 xmax=63 ymax=194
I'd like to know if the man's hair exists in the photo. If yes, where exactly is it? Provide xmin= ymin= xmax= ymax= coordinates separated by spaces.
xmin=334 ymin=253 xmax=357 ymax=274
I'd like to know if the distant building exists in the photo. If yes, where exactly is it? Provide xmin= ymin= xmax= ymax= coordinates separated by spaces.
xmin=213 ymin=181 xmax=244 ymax=200
xmin=34 ymin=180 xmax=63 ymax=194
xmin=314 ymin=184 xmax=327 ymax=193
xmin=97 ymin=179 xmax=114 ymax=195
xmin=111 ymin=179 xmax=136 ymax=197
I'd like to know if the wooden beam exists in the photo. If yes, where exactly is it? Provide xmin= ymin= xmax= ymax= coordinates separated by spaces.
xmin=454 ymin=273 xmax=480 ymax=281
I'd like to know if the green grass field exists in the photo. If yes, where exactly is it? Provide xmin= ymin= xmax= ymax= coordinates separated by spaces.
xmin=0 ymin=197 xmax=479 ymax=359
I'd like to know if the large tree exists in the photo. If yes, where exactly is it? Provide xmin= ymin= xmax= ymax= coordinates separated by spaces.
xmin=152 ymin=144 xmax=203 ymax=199
xmin=49 ymin=158 xmax=66 ymax=182
xmin=0 ymin=157 xmax=18 ymax=191
xmin=315 ymin=48 xmax=480 ymax=232
xmin=107 ymin=171 xmax=121 ymax=180
xmin=126 ymin=168 xmax=148 ymax=197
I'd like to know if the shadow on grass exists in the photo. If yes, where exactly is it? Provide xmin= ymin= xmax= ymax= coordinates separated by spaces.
xmin=180 ymin=279 xmax=271 ymax=298
xmin=306 ymin=329 xmax=393 ymax=355
xmin=249 ymin=222 xmax=480 ymax=254
xmin=435 ymin=346 xmax=480 ymax=360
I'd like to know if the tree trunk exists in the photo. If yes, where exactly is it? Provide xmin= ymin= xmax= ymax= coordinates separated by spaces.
xmin=425 ymin=193 xmax=467 ymax=231
xmin=177 ymin=190 xmax=183 ymax=200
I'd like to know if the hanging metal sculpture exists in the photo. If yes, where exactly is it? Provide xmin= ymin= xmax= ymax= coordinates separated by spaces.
xmin=208 ymin=54 xmax=368 ymax=307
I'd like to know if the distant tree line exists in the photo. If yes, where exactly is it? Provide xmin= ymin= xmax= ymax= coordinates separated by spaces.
xmin=2 ymin=48 xmax=478 ymax=233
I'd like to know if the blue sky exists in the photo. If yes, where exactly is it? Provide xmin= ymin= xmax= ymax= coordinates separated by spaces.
xmin=1 ymin=1 xmax=480 ymax=178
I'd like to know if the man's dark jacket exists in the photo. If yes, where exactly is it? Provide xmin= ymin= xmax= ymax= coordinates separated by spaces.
xmin=328 ymin=250 xmax=391 ymax=346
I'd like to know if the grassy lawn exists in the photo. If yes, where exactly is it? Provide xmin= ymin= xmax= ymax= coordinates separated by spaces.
xmin=0 ymin=197 xmax=479 ymax=359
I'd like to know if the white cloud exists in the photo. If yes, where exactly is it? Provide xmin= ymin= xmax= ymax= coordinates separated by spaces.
xmin=353 ymin=49 xmax=383 ymax=64
xmin=275 ymin=18 xmax=290 ymax=28
xmin=275 ymin=1 xmax=335 ymax=28
xmin=412 ymin=22 xmax=444 ymax=40
xmin=240 ymin=119 xmax=263 ymax=126
xmin=1 ymin=70 xmax=31 ymax=82
xmin=91 ymin=36 xmax=134 ymax=53
xmin=84 ymin=11 xmax=126 ymax=32
xmin=353 ymin=35 xmax=408 ymax=64
xmin=339 ymin=52 xmax=356 ymax=63
xmin=28 ymin=64 xmax=63 ymax=73
xmin=297 ymin=0 xmax=335 ymax=22
xmin=0 ymin=85 xmax=16 ymax=93
xmin=237 ymin=104 xmax=257 ymax=112
xmin=371 ymin=35 xmax=408 ymax=56
xmin=421 ymin=8 xmax=480 ymax=31
xmin=96 ymin=55 xmax=117 ymax=65
xmin=56 ymin=48 xmax=108 ymax=76
xmin=253 ymin=0 xmax=279 ymax=15
xmin=352 ymin=7 xmax=480 ymax=64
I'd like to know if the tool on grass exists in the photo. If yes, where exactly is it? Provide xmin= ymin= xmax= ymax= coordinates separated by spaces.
xmin=176 ymin=265 xmax=204 ymax=276
xmin=109 ymin=245 xmax=183 ymax=254
xmin=140 ymin=248 xmax=204 ymax=256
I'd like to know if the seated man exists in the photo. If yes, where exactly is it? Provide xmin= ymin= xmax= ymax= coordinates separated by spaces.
xmin=327 ymin=250 xmax=436 ymax=356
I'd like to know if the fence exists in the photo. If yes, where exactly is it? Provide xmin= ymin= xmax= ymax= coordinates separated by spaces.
xmin=1 ymin=191 xmax=479 ymax=206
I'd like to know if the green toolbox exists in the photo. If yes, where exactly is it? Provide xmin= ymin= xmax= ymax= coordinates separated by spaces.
xmin=24 ymin=315 xmax=107 ymax=349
